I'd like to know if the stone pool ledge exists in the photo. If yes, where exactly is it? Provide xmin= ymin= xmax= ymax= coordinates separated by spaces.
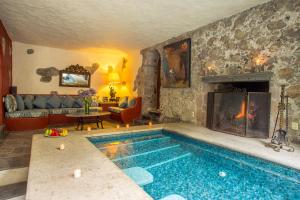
xmin=26 ymin=128 xmax=154 ymax=200
xmin=163 ymin=123 xmax=300 ymax=171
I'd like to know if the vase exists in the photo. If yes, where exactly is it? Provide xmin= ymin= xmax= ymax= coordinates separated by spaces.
xmin=84 ymin=103 xmax=90 ymax=114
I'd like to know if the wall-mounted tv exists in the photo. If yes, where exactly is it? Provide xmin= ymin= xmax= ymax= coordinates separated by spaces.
xmin=59 ymin=72 xmax=90 ymax=88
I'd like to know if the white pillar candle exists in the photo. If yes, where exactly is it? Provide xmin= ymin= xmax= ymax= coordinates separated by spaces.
xmin=59 ymin=144 xmax=65 ymax=150
xmin=87 ymin=127 xmax=92 ymax=132
xmin=126 ymin=124 xmax=130 ymax=128
xmin=148 ymin=121 xmax=153 ymax=127
xmin=116 ymin=124 xmax=120 ymax=129
xmin=74 ymin=169 xmax=81 ymax=178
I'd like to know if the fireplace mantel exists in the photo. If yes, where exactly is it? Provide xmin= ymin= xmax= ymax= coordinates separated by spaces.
xmin=202 ymin=72 xmax=273 ymax=83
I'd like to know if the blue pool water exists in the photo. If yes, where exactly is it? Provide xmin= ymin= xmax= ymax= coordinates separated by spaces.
xmin=88 ymin=130 xmax=300 ymax=200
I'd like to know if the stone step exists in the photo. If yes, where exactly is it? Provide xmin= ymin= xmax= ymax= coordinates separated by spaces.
xmin=0 ymin=167 xmax=28 ymax=187
xmin=0 ymin=182 xmax=26 ymax=200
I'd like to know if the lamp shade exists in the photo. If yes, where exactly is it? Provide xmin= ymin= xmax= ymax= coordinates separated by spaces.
xmin=108 ymin=72 xmax=120 ymax=84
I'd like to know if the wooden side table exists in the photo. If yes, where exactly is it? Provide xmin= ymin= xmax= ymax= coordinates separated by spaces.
xmin=99 ymin=102 xmax=118 ymax=111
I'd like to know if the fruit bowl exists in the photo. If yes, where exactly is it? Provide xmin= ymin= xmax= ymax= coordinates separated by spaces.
xmin=44 ymin=128 xmax=68 ymax=137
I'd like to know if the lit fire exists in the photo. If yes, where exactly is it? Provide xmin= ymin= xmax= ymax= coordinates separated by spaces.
xmin=235 ymin=101 xmax=246 ymax=119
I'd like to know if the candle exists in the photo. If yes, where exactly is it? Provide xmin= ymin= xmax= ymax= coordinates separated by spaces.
xmin=87 ymin=127 xmax=91 ymax=132
xmin=126 ymin=124 xmax=130 ymax=128
xmin=74 ymin=169 xmax=81 ymax=178
xmin=59 ymin=144 xmax=65 ymax=150
xmin=116 ymin=124 xmax=120 ymax=129
xmin=149 ymin=121 xmax=153 ymax=127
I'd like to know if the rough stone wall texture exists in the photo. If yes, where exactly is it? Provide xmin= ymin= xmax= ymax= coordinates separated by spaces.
xmin=134 ymin=49 xmax=160 ymax=115
xmin=135 ymin=0 xmax=300 ymax=141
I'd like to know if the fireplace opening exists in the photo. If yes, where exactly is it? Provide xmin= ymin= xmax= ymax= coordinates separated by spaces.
xmin=206 ymin=81 xmax=271 ymax=138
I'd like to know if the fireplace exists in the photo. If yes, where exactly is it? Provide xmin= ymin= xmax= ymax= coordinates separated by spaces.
xmin=206 ymin=81 xmax=271 ymax=138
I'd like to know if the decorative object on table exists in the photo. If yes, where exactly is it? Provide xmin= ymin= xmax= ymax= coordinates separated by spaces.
xmin=109 ymin=85 xmax=117 ymax=101
xmin=44 ymin=128 xmax=68 ymax=137
xmin=162 ymin=38 xmax=191 ymax=88
xmin=36 ymin=67 xmax=59 ymax=83
xmin=115 ymin=97 xmax=120 ymax=102
xmin=78 ymin=88 xmax=96 ymax=114
xmin=126 ymin=124 xmax=130 ymax=128
xmin=108 ymin=71 xmax=120 ymax=101
xmin=87 ymin=126 xmax=92 ymax=131
xmin=116 ymin=124 xmax=120 ymax=129
xmin=267 ymin=85 xmax=294 ymax=152
xmin=102 ymin=97 xmax=109 ymax=102
xmin=59 ymin=64 xmax=91 ymax=87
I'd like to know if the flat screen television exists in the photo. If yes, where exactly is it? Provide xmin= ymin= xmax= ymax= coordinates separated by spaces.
xmin=59 ymin=71 xmax=91 ymax=88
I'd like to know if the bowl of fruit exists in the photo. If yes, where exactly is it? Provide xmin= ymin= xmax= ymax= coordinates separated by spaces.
xmin=44 ymin=128 xmax=68 ymax=137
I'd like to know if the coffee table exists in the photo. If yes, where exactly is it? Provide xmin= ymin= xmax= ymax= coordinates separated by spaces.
xmin=66 ymin=111 xmax=111 ymax=130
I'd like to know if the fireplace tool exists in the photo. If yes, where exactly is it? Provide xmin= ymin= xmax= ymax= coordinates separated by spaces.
xmin=268 ymin=85 xmax=294 ymax=152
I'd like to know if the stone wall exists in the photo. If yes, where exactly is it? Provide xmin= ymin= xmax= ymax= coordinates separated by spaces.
xmin=135 ymin=0 xmax=300 ymax=141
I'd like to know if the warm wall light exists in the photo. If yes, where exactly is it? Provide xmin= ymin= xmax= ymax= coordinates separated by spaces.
xmin=108 ymin=72 xmax=120 ymax=84
xmin=254 ymin=54 xmax=268 ymax=66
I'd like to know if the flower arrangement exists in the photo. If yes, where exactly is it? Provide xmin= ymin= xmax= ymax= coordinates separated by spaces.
xmin=78 ymin=88 xmax=96 ymax=114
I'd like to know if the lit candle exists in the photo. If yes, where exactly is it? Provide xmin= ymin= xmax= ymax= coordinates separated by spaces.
xmin=59 ymin=144 xmax=65 ymax=150
xmin=116 ymin=124 xmax=120 ymax=129
xmin=87 ymin=127 xmax=91 ymax=132
xmin=149 ymin=121 xmax=153 ymax=127
xmin=126 ymin=124 xmax=130 ymax=128
xmin=74 ymin=169 xmax=81 ymax=178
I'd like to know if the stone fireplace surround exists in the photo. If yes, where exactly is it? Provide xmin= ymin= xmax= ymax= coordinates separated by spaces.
xmin=134 ymin=0 xmax=300 ymax=142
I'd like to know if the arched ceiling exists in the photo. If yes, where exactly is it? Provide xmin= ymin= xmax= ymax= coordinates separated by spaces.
xmin=0 ymin=0 xmax=269 ymax=50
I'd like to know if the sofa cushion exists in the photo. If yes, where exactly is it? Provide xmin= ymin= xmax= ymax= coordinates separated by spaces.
xmin=61 ymin=96 xmax=75 ymax=108
xmin=73 ymin=97 xmax=83 ymax=108
xmin=47 ymin=95 xmax=61 ymax=108
xmin=5 ymin=109 xmax=49 ymax=118
xmin=79 ymin=107 xmax=102 ymax=113
xmin=23 ymin=95 xmax=34 ymax=109
xmin=128 ymin=98 xmax=136 ymax=108
xmin=4 ymin=94 xmax=17 ymax=112
xmin=33 ymin=96 xmax=47 ymax=109
xmin=118 ymin=96 xmax=128 ymax=108
xmin=108 ymin=106 xmax=125 ymax=114
xmin=16 ymin=95 xmax=25 ymax=111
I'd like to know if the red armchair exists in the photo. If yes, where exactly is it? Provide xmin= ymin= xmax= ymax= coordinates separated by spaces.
xmin=109 ymin=97 xmax=142 ymax=124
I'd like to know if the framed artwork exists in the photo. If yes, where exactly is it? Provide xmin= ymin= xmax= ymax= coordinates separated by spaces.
xmin=162 ymin=38 xmax=191 ymax=88
xmin=59 ymin=64 xmax=91 ymax=88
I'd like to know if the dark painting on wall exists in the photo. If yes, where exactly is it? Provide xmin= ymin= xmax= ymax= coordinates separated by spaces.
xmin=162 ymin=38 xmax=191 ymax=88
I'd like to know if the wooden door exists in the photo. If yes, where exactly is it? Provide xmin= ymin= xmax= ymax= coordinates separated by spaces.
xmin=0 ymin=20 xmax=12 ymax=125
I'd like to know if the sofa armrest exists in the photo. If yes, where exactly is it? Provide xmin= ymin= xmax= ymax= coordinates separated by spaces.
xmin=120 ymin=97 xmax=142 ymax=123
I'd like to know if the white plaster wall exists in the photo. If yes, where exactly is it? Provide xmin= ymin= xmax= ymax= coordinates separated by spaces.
xmin=12 ymin=42 xmax=141 ymax=96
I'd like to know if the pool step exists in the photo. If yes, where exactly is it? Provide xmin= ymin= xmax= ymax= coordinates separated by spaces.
xmin=145 ymin=153 xmax=192 ymax=170
xmin=97 ymin=136 xmax=171 ymax=150
xmin=114 ymin=145 xmax=190 ymax=169
xmin=0 ymin=182 xmax=27 ymax=200
xmin=112 ymin=144 xmax=180 ymax=162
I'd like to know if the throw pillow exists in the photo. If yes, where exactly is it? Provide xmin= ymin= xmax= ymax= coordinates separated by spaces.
xmin=33 ymin=96 xmax=47 ymax=109
xmin=4 ymin=94 xmax=17 ymax=112
xmin=128 ymin=98 xmax=136 ymax=108
xmin=118 ymin=96 xmax=128 ymax=108
xmin=61 ymin=96 xmax=75 ymax=108
xmin=73 ymin=97 xmax=83 ymax=108
xmin=23 ymin=95 xmax=34 ymax=109
xmin=47 ymin=95 xmax=61 ymax=108
xmin=16 ymin=95 xmax=25 ymax=111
